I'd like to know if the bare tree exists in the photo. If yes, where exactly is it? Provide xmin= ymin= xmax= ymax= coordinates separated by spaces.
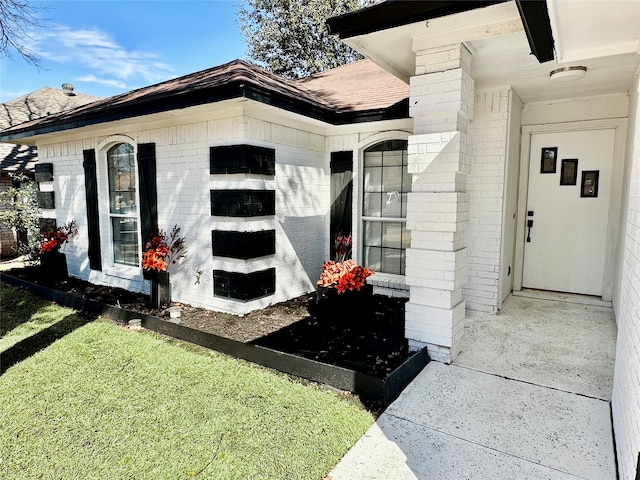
xmin=0 ymin=0 xmax=45 ymax=67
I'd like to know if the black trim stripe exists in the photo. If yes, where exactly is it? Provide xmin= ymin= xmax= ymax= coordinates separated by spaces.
xmin=212 ymin=230 xmax=276 ymax=259
xmin=211 ymin=190 xmax=275 ymax=217
xmin=213 ymin=268 xmax=276 ymax=301
xmin=36 ymin=191 xmax=55 ymax=209
xmin=210 ymin=145 xmax=275 ymax=176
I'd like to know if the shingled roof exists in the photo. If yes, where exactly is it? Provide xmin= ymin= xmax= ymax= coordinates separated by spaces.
xmin=0 ymin=59 xmax=409 ymax=143
xmin=296 ymin=59 xmax=409 ymax=112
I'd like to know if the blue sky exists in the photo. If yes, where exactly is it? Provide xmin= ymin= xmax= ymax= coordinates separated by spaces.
xmin=0 ymin=0 xmax=248 ymax=102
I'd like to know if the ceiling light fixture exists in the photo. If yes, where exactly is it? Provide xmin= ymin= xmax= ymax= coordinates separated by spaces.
xmin=549 ymin=66 xmax=588 ymax=82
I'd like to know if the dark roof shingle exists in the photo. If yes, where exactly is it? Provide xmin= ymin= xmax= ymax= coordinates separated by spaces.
xmin=296 ymin=59 xmax=409 ymax=112
xmin=1 ymin=59 xmax=409 ymax=142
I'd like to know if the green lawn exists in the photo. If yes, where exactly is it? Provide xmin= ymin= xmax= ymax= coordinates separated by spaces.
xmin=0 ymin=283 xmax=77 ymax=353
xmin=0 ymin=283 xmax=373 ymax=479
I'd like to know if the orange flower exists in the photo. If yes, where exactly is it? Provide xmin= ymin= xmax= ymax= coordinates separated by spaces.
xmin=142 ymin=225 xmax=187 ymax=272
xmin=317 ymin=259 xmax=373 ymax=294
xmin=142 ymin=250 xmax=167 ymax=272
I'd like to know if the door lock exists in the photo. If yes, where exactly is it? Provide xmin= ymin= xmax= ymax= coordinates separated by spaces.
xmin=526 ymin=219 xmax=534 ymax=242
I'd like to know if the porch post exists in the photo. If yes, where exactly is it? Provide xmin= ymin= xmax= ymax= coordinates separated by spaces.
xmin=405 ymin=44 xmax=473 ymax=363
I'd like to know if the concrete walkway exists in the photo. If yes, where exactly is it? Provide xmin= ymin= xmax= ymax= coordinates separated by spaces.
xmin=329 ymin=294 xmax=617 ymax=479
xmin=0 ymin=255 xmax=28 ymax=272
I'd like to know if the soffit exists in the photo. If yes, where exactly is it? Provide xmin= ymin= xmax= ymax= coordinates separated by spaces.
xmin=547 ymin=0 xmax=640 ymax=64
xmin=341 ymin=2 xmax=521 ymax=83
xmin=340 ymin=0 xmax=640 ymax=103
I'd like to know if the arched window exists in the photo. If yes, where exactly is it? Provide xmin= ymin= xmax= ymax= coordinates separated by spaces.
xmin=107 ymin=143 xmax=139 ymax=266
xmin=362 ymin=140 xmax=410 ymax=275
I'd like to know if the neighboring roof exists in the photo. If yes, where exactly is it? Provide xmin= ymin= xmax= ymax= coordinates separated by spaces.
xmin=0 ymin=145 xmax=37 ymax=173
xmin=0 ymin=59 xmax=409 ymax=143
xmin=0 ymin=86 xmax=99 ymax=130
xmin=1 ymin=86 xmax=99 ymax=171
xmin=326 ymin=0 xmax=554 ymax=64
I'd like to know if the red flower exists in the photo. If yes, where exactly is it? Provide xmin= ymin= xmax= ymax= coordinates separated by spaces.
xmin=334 ymin=234 xmax=352 ymax=262
xmin=39 ymin=221 xmax=78 ymax=254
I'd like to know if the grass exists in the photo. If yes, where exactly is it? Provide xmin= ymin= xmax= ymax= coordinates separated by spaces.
xmin=0 ymin=283 xmax=374 ymax=479
xmin=0 ymin=283 xmax=77 ymax=352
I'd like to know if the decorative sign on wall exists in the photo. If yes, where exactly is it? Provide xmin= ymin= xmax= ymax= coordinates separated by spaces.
xmin=581 ymin=170 xmax=599 ymax=198
xmin=560 ymin=159 xmax=578 ymax=186
xmin=540 ymin=147 xmax=558 ymax=174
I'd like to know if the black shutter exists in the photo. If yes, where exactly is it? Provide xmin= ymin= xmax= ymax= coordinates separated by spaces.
xmin=137 ymin=143 xmax=158 ymax=244
xmin=330 ymin=151 xmax=353 ymax=173
xmin=330 ymin=151 xmax=353 ymax=259
xmin=83 ymin=149 xmax=101 ymax=270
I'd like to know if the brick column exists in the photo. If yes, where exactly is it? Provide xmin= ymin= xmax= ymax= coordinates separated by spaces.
xmin=405 ymin=44 xmax=473 ymax=363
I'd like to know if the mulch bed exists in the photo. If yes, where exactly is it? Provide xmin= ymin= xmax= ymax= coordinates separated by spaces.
xmin=4 ymin=267 xmax=411 ymax=378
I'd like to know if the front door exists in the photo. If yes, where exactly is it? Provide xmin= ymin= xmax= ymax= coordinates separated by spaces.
xmin=522 ymin=129 xmax=615 ymax=296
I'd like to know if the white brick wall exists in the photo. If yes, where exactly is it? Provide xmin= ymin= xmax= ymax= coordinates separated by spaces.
xmin=612 ymin=70 xmax=640 ymax=480
xmin=465 ymin=88 xmax=511 ymax=313
xmin=37 ymin=110 xmax=330 ymax=315
xmin=37 ymin=107 xmax=413 ymax=316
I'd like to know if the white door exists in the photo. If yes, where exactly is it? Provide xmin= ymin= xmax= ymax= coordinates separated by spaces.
xmin=522 ymin=129 xmax=615 ymax=296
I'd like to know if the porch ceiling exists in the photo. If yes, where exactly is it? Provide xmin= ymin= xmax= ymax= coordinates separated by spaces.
xmin=336 ymin=0 xmax=640 ymax=104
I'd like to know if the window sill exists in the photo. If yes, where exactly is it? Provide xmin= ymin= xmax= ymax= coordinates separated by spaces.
xmin=103 ymin=264 xmax=142 ymax=281
xmin=367 ymin=273 xmax=410 ymax=298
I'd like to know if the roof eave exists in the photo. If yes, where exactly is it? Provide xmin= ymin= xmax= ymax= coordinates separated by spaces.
xmin=327 ymin=0 xmax=555 ymax=64
xmin=0 ymin=84 xmax=410 ymax=143
xmin=514 ymin=0 xmax=555 ymax=63
xmin=326 ymin=0 xmax=508 ymax=38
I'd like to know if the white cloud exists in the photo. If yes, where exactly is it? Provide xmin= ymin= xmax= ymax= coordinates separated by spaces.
xmin=27 ymin=24 xmax=175 ymax=88
xmin=76 ymin=75 xmax=127 ymax=89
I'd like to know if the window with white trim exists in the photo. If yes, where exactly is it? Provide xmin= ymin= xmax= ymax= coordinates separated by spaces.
xmin=362 ymin=140 xmax=411 ymax=275
xmin=107 ymin=143 xmax=139 ymax=266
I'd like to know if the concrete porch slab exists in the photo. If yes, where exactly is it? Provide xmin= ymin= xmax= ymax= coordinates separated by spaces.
xmin=330 ymin=362 xmax=615 ymax=479
xmin=330 ymin=414 xmax=586 ymax=480
xmin=330 ymin=296 xmax=617 ymax=479
xmin=456 ymin=295 xmax=617 ymax=400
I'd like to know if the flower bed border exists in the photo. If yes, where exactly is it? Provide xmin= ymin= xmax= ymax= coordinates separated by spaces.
xmin=1 ymin=272 xmax=429 ymax=405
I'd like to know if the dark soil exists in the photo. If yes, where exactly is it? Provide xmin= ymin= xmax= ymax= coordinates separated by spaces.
xmin=4 ymin=267 xmax=411 ymax=378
